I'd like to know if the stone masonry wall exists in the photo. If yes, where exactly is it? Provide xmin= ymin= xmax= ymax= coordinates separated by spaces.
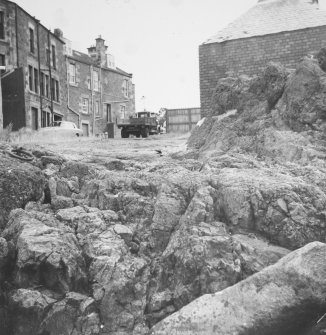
xmin=199 ymin=25 xmax=326 ymax=117
xmin=99 ymin=68 xmax=134 ymax=136
xmin=67 ymin=55 xmax=135 ymax=136
xmin=0 ymin=1 xmax=17 ymax=70
xmin=8 ymin=4 xmax=67 ymax=129
xmin=67 ymin=58 xmax=97 ymax=135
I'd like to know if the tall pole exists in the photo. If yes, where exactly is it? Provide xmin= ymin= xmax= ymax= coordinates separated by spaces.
xmin=141 ymin=95 xmax=146 ymax=111
xmin=0 ymin=66 xmax=5 ymax=130
xmin=0 ymin=72 xmax=2 ymax=130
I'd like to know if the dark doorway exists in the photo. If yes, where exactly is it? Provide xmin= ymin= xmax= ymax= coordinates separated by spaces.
xmin=2 ymin=68 xmax=26 ymax=130
xmin=106 ymin=104 xmax=112 ymax=122
xmin=31 ymin=107 xmax=38 ymax=130
xmin=82 ymin=123 xmax=89 ymax=136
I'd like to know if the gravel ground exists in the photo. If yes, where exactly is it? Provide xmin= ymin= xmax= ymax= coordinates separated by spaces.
xmin=20 ymin=133 xmax=190 ymax=164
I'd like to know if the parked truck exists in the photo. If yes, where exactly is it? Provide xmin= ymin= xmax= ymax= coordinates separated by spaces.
xmin=118 ymin=111 xmax=159 ymax=138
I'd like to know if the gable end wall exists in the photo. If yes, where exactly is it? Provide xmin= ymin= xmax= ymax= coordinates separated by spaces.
xmin=199 ymin=25 xmax=326 ymax=117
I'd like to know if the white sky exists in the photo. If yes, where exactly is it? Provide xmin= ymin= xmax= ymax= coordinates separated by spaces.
xmin=15 ymin=0 xmax=264 ymax=112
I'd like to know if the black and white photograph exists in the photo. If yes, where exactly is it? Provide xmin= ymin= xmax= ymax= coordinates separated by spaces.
xmin=0 ymin=0 xmax=326 ymax=334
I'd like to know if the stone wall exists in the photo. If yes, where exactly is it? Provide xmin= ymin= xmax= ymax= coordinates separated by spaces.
xmin=15 ymin=6 xmax=67 ymax=129
xmin=101 ymin=68 xmax=134 ymax=128
xmin=199 ymin=26 xmax=326 ymax=117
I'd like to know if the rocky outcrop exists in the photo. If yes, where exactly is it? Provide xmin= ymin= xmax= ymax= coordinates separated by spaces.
xmin=0 ymin=155 xmax=293 ymax=334
xmin=150 ymin=242 xmax=326 ymax=335
xmin=1 ymin=53 xmax=326 ymax=335
xmin=189 ymin=57 xmax=326 ymax=165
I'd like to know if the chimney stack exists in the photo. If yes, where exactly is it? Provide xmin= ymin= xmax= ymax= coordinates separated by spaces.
xmin=54 ymin=28 xmax=63 ymax=38
xmin=87 ymin=36 xmax=108 ymax=67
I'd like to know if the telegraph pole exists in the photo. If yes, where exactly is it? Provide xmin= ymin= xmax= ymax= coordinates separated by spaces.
xmin=0 ymin=65 xmax=5 ymax=130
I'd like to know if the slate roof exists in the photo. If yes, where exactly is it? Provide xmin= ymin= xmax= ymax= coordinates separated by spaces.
xmin=204 ymin=0 xmax=326 ymax=44
xmin=69 ymin=50 xmax=132 ymax=77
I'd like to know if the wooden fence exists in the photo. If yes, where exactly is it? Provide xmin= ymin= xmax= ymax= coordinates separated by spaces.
xmin=166 ymin=108 xmax=201 ymax=133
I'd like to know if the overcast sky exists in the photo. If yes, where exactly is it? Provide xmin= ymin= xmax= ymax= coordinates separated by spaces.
xmin=15 ymin=0 xmax=261 ymax=112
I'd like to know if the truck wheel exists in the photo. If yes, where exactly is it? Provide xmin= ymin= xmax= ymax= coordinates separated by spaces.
xmin=136 ymin=133 xmax=141 ymax=138
xmin=141 ymin=128 xmax=149 ymax=138
xmin=121 ymin=129 xmax=129 ymax=138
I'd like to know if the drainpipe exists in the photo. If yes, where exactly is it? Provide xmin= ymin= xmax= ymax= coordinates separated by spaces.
xmin=90 ymin=64 xmax=95 ymax=135
xmin=14 ymin=4 xmax=19 ymax=68
xmin=36 ymin=21 xmax=43 ymax=127
xmin=99 ymin=66 xmax=103 ymax=130
xmin=47 ymin=31 xmax=53 ymax=121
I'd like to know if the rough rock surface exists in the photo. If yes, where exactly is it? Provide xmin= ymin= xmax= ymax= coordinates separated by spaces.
xmin=1 ymin=53 xmax=326 ymax=334
xmin=0 ymin=155 xmax=45 ymax=229
xmin=150 ymin=242 xmax=326 ymax=335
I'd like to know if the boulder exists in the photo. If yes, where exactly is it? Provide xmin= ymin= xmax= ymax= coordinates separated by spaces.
xmin=145 ymin=186 xmax=289 ymax=327
xmin=150 ymin=242 xmax=326 ymax=335
xmin=276 ymin=58 xmax=326 ymax=132
xmin=9 ymin=288 xmax=56 ymax=335
xmin=212 ymin=168 xmax=326 ymax=249
xmin=72 ymin=208 xmax=150 ymax=334
xmin=2 ymin=210 xmax=87 ymax=294
xmin=38 ymin=292 xmax=101 ymax=335
xmin=0 ymin=155 xmax=45 ymax=229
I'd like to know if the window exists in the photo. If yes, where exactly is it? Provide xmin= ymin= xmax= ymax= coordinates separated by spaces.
xmin=69 ymin=63 xmax=76 ymax=84
xmin=46 ymin=48 xmax=50 ymax=65
xmin=40 ymin=72 xmax=45 ymax=96
xmin=45 ymin=74 xmax=49 ymax=98
xmin=95 ymin=101 xmax=100 ymax=115
xmin=52 ymin=45 xmax=56 ymax=69
xmin=28 ymin=65 xmax=33 ymax=91
xmin=93 ymin=70 xmax=99 ymax=91
xmin=87 ymin=78 xmax=91 ymax=90
xmin=122 ymin=79 xmax=129 ymax=97
xmin=42 ymin=110 xmax=51 ymax=128
xmin=50 ymin=78 xmax=59 ymax=102
xmin=0 ymin=54 xmax=5 ymax=75
xmin=29 ymin=28 xmax=34 ymax=53
xmin=34 ymin=68 xmax=38 ymax=93
xmin=51 ymin=78 xmax=55 ymax=100
xmin=55 ymin=80 xmax=59 ymax=102
xmin=82 ymin=98 xmax=89 ymax=114
xmin=0 ymin=12 xmax=4 ymax=40
xmin=120 ymin=105 xmax=126 ymax=119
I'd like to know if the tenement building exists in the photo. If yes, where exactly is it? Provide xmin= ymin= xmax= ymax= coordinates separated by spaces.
xmin=65 ymin=36 xmax=135 ymax=136
xmin=0 ymin=0 xmax=135 ymax=134
xmin=0 ymin=0 xmax=67 ymax=130
xmin=199 ymin=0 xmax=326 ymax=117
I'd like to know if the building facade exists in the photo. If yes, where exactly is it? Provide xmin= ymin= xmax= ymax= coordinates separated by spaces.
xmin=0 ymin=0 xmax=135 ymax=134
xmin=199 ymin=0 xmax=326 ymax=117
xmin=0 ymin=0 xmax=67 ymax=130
xmin=66 ymin=36 xmax=135 ymax=136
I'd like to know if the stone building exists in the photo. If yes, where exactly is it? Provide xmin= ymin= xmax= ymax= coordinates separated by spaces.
xmin=0 ymin=0 xmax=67 ymax=130
xmin=0 ymin=0 xmax=135 ymax=134
xmin=199 ymin=0 xmax=326 ymax=117
xmin=65 ymin=36 xmax=135 ymax=136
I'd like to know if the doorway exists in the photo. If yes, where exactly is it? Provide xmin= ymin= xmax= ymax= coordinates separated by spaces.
xmin=82 ymin=123 xmax=89 ymax=136
xmin=31 ymin=107 xmax=38 ymax=130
